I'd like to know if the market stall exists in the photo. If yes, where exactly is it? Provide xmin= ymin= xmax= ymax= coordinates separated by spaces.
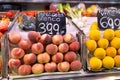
xmin=0 ymin=0 xmax=120 ymax=80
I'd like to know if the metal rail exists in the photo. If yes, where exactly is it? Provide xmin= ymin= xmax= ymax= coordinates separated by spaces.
xmin=0 ymin=0 xmax=119 ymax=4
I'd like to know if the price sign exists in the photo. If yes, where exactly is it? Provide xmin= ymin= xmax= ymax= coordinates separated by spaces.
xmin=98 ymin=7 xmax=120 ymax=30
xmin=36 ymin=12 xmax=66 ymax=35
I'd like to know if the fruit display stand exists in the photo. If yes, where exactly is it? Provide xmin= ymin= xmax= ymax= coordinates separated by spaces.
xmin=1 ymin=11 xmax=85 ymax=80
xmin=4 ymin=20 xmax=120 ymax=80
xmin=0 ymin=0 xmax=120 ymax=80
xmin=1 ymin=12 xmax=120 ymax=80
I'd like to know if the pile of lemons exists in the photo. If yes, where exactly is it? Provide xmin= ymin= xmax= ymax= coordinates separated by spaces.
xmin=86 ymin=22 xmax=120 ymax=71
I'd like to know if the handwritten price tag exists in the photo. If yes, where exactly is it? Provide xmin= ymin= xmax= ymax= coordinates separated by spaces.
xmin=36 ymin=12 xmax=66 ymax=35
xmin=98 ymin=7 xmax=120 ymax=30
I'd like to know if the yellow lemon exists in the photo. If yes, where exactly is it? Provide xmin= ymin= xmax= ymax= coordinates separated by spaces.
xmin=89 ymin=30 xmax=101 ymax=41
xmin=86 ymin=40 xmax=97 ymax=51
xmin=114 ymin=55 xmax=120 ymax=67
xmin=103 ymin=29 xmax=114 ymax=40
xmin=115 ymin=30 xmax=120 ymax=38
xmin=90 ymin=22 xmax=99 ymax=31
xmin=98 ymin=38 xmax=109 ymax=49
xmin=106 ymin=47 xmax=116 ymax=57
xmin=94 ymin=48 xmax=106 ymax=59
xmin=89 ymin=57 xmax=102 ymax=70
xmin=102 ymin=56 xmax=114 ymax=69
xmin=111 ymin=37 xmax=120 ymax=49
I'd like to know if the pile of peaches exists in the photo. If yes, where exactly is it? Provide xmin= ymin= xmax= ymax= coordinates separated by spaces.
xmin=8 ymin=31 xmax=82 ymax=75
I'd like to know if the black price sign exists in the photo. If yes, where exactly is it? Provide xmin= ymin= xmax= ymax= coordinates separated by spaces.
xmin=36 ymin=12 xmax=66 ymax=35
xmin=98 ymin=7 xmax=120 ymax=30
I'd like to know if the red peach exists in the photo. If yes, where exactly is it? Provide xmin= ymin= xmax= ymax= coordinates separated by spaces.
xmin=70 ymin=60 xmax=82 ymax=71
xmin=32 ymin=63 xmax=44 ymax=74
xmin=57 ymin=61 xmax=70 ymax=72
xmin=40 ymin=34 xmax=52 ymax=45
xmin=18 ymin=64 xmax=32 ymax=75
xmin=46 ymin=44 xmax=58 ymax=55
xmin=64 ymin=51 xmax=77 ymax=62
xmin=52 ymin=52 xmax=63 ymax=63
xmin=32 ymin=42 xmax=44 ymax=54
xmin=8 ymin=58 xmax=21 ymax=70
xmin=45 ymin=62 xmax=57 ymax=72
xmin=63 ymin=33 xmax=75 ymax=44
xmin=18 ymin=39 xmax=32 ymax=50
xmin=28 ymin=31 xmax=41 ymax=43
xmin=11 ymin=48 xmax=25 ymax=59
xmin=58 ymin=43 xmax=69 ymax=53
xmin=52 ymin=34 xmax=63 ymax=45
xmin=69 ymin=41 xmax=80 ymax=52
xmin=23 ymin=53 xmax=36 ymax=65
xmin=8 ymin=32 xmax=21 ymax=44
xmin=37 ymin=52 xmax=50 ymax=64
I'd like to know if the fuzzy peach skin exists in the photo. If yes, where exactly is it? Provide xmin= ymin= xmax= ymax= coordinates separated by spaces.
xmin=11 ymin=48 xmax=25 ymax=59
xmin=8 ymin=32 xmax=21 ymax=44
xmin=23 ymin=53 xmax=36 ymax=65
xmin=18 ymin=39 xmax=32 ymax=50
xmin=46 ymin=44 xmax=58 ymax=55
xmin=40 ymin=34 xmax=52 ymax=45
xmin=37 ymin=52 xmax=50 ymax=64
xmin=63 ymin=33 xmax=75 ymax=44
xmin=52 ymin=34 xmax=63 ymax=45
xmin=70 ymin=60 xmax=82 ymax=71
xmin=52 ymin=52 xmax=63 ymax=63
xmin=64 ymin=51 xmax=77 ymax=62
xmin=8 ymin=58 xmax=21 ymax=70
xmin=18 ymin=64 xmax=32 ymax=75
xmin=45 ymin=62 xmax=57 ymax=72
xmin=31 ymin=42 xmax=44 ymax=54
xmin=57 ymin=61 xmax=70 ymax=72
xmin=58 ymin=43 xmax=69 ymax=53
xmin=69 ymin=41 xmax=80 ymax=52
xmin=28 ymin=31 xmax=41 ymax=43
xmin=32 ymin=63 xmax=44 ymax=74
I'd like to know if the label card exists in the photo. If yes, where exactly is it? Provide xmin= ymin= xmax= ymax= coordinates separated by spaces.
xmin=36 ymin=12 xmax=66 ymax=35
xmin=98 ymin=7 xmax=120 ymax=30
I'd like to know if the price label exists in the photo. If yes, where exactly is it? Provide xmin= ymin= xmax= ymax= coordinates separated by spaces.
xmin=98 ymin=7 xmax=120 ymax=30
xmin=36 ymin=12 xmax=66 ymax=35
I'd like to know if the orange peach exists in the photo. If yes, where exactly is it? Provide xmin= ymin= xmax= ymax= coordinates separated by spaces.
xmin=58 ymin=43 xmax=69 ymax=53
xmin=28 ymin=31 xmax=41 ymax=43
xmin=18 ymin=64 xmax=32 ymax=75
xmin=40 ymin=34 xmax=52 ymax=45
xmin=46 ymin=44 xmax=58 ymax=55
xmin=32 ymin=63 xmax=44 ymax=74
xmin=11 ymin=48 xmax=25 ymax=59
xmin=64 ymin=51 xmax=77 ymax=62
xmin=45 ymin=62 xmax=57 ymax=72
xmin=32 ymin=42 xmax=44 ymax=54
xmin=37 ymin=52 xmax=50 ymax=64
xmin=69 ymin=41 xmax=80 ymax=52
xmin=57 ymin=61 xmax=70 ymax=72
xmin=23 ymin=53 xmax=36 ymax=65
xmin=8 ymin=58 xmax=21 ymax=70
xmin=52 ymin=34 xmax=63 ymax=45
xmin=114 ymin=55 xmax=120 ymax=67
xmin=18 ymin=39 xmax=32 ymax=50
xmin=52 ymin=52 xmax=63 ymax=63
xmin=63 ymin=33 xmax=75 ymax=44
xmin=70 ymin=60 xmax=82 ymax=71
xmin=8 ymin=32 xmax=21 ymax=44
